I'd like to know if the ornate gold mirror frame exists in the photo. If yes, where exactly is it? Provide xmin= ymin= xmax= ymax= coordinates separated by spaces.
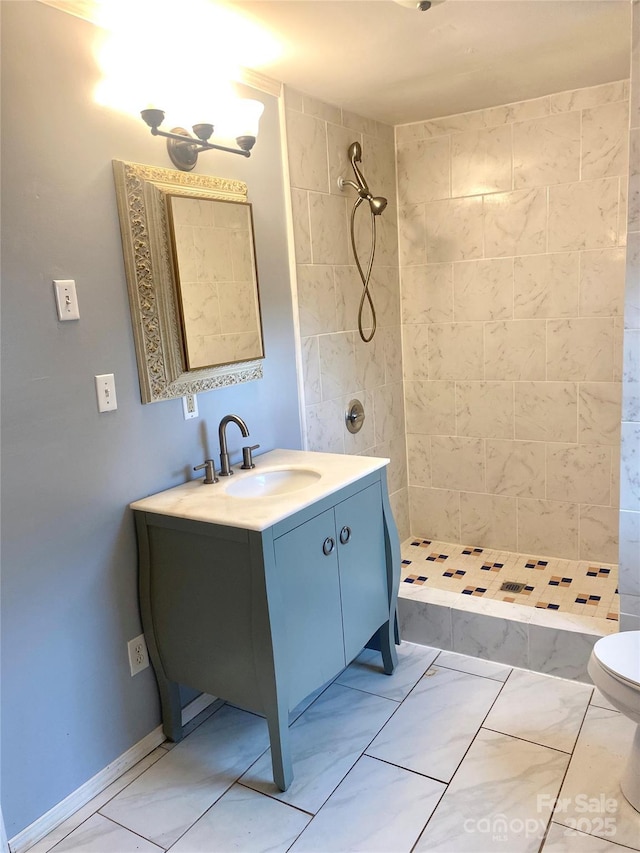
xmin=113 ymin=160 xmax=264 ymax=404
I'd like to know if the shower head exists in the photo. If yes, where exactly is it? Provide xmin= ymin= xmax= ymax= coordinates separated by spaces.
xmin=369 ymin=196 xmax=388 ymax=216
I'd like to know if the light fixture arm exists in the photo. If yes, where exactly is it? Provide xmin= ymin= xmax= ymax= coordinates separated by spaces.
xmin=141 ymin=108 xmax=255 ymax=171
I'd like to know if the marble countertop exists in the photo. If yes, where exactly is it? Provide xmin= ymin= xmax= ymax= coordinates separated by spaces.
xmin=130 ymin=449 xmax=389 ymax=532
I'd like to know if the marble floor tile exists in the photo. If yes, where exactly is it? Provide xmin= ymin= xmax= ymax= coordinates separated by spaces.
xmin=398 ymin=597 xmax=453 ymax=649
xmin=528 ymin=625 xmax=599 ymax=682
xmin=290 ymin=755 xmax=445 ymax=853
xmin=25 ymin=749 xmax=167 ymax=853
xmin=335 ymin=642 xmax=439 ymax=700
xmin=484 ymin=669 xmax=592 ymax=752
xmin=542 ymin=821 xmax=632 ymax=852
xmin=100 ymin=705 xmax=270 ymax=848
xmin=366 ymin=666 xmax=503 ymax=782
xmin=170 ymin=783 xmax=310 ymax=853
xmin=240 ymin=683 xmax=396 ymax=814
xmin=47 ymin=814 xmax=162 ymax=853
xmin=556 ymin=706 xmax=640 ymax=850
xmin=433 ymin=650 xmax=512 ymax=682
xmin=414 ymin=728 xmax=569 ymax=852
xmin=590 ymin=687 xmax=619 ymax=712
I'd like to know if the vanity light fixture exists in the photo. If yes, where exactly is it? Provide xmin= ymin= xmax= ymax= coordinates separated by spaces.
xmin=140 ymin=98 xmax=264 ymax=171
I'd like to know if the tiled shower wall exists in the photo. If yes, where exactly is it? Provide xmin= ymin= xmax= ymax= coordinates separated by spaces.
xmin=619 ymin=0 xmax=640 ymax=631
xmin=284 ymin=87 xmax=409 ymax=538
xmin=397 ymin=80 xmax=630 ymax=563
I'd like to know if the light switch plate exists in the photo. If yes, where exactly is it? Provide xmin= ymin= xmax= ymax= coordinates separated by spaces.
xmin=53 ymin=279 xmax=79 ymax=321
xmin=95 ymin=374 xmax=117 ymax=412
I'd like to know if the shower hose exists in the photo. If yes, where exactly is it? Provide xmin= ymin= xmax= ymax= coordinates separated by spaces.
xmin=350 ymin=195 xmax=378 ymax=343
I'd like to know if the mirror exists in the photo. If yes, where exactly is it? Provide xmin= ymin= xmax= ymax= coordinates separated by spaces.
xmin=113 ymin=160 xmax=264 ymax=404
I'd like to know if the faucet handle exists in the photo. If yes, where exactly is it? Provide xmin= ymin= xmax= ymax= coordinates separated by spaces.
xmin=241 ymin=444 xmax=260 ymax=470
xmin=194 ymin=459 xmax=218 ymax=484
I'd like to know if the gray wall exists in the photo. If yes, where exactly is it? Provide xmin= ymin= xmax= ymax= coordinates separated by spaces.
xmin=1 ymin=1 xmax=301 ymax=836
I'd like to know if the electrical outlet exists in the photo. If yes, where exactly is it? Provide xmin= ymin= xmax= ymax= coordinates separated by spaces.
xmin=127 ymin=634 xmax=149 ymax=676
xmin=182 ymin=393 xmax=198 ymax=420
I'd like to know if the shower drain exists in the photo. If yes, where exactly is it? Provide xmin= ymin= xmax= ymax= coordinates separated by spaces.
xmin=500 ymin=581 xmax=526 ymax=593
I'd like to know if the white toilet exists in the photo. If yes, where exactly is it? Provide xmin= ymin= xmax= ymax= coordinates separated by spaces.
xmin=588 ymin=630 xmax=640 ymax=812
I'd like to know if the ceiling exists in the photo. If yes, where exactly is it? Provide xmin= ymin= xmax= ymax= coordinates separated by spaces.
xmin=225 ymin=0 xmax=631 ymax=124
xmin=41 ymin=0 xmax=631 ymax=126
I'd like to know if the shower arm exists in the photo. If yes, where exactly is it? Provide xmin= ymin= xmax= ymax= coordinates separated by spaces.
xmin=338 ymin=176 xmax=372 ymax=201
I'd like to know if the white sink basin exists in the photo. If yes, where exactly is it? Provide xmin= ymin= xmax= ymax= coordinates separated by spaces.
xmin=224 ymin=467 xmax=322 ymax=499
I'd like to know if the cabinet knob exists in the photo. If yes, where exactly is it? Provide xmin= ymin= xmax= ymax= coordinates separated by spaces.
xmin=322 ymin=537 xmax=335 ymax=556
xmin=339 ymin=526 xmax=351 ymax=545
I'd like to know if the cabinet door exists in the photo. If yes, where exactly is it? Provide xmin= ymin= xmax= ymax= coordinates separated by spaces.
xmin=335 ymin=483 xmax=389 ymax=662
xmin=274 ymin=508 xmax=346 ymax=707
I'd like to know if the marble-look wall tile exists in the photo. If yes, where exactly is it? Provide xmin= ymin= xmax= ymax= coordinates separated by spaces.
xmin=405 ymin=380 xmax=456 ymax=435
xmin=390 ymin=487 xmax=410 ymax=541
xmin=486 ymin=439 xmax=546 ymax=498
xmin=613 ymin=317 xmax=625 ymax=382
xmin=611 ymin=444 xmax=621 ymax=509
xmin=297 ymin=265 xmax=337 ymax=336
xmin=318 ymin=332 xmax=358 ymax=400
xmin=548 ymin=178 xmax=619 ymax=251
xmin=623 ymin=330 xmax=640 ymax=423
xmin=582 ymin=100 xmax=630 ymax=180
xmin=402 ymin=324 xmax=430 ymax=380
xmin=381 ymin=325 xmax=404 ymax=384
xmin=453 ymin=258 xmax=513 ymax=321
xmin=364 ymin=135 xmax=398 ymax=202
xmin=376 ymin=205 xmax=400 ymax=267
xmin=546 ymin=444 xmax=612 ymax=505
xmin=528 ymin=626 xmax=597 ymax=681
xmin=342 ymin=109 xmax=378 ymax=139
xmin=425 ymin=196 xmax=484 ymax=263
xmin=550 ymin=80 xmax=628 ymax=113
xmin=373 ymin=382 xmax=405 ymax=443
xmin=451 ymin=609 xmax=528 ymax=666
xmin=513 ymin=112 xmax=581 ymax=188
xmin=397 ymin=136 xmax=451 ymax=204
xmin=302 ymin=92 xmax=342 ymax=125
xmin=335 ymin=265 xmax=364 ymax=334
xmin=514 ymin=252 xmax=580 ymax=319
xmin=456 ymin=381 xmax=514 ymax=439
xmin=578 ymin=382 xmax=622 ymax=445
xmin=517 ymin=498 xmax=579 ymax=560
xmin=632 ymin=6 xmax=640 ymax=129
xmin=628 ymin=127 xmax=640 ymax=231
xmin=401 ymin=263 xmax=453 ymax=324
xmin=484 ymin=188 xmax=547 ymax=258
xmin=546 ymin=318 xmax=615 ymax=381
xmin=579 ymin=504 xmax=619 ymax=563
xmin=428 ymin=322 xmax=484 ymax=380
xmin=374 ymin=435 xmax=408 ymax=493
xmin=579 ymin=247 xmax=626 ymax=317
xmin=624 ymin=233 xmax=640 ymax=329
xmin=451 ymin=126 xmax=512 ymax=197
xmin=485 ymin=95 xmax=550 ymax=127
xmin=620 ymin=422 xmax=640 ymax=512
xmin=407 ymin=433 xmax=431 ymax=487
xmin=485 ymin=319 xmax=546 ymax=380
xmin=431 ymin=436 xmax=485 ymax=492
xmin=619 ymin=510 xmax=640 ymax=596
xmin=308 ymin=193 xmax=349 ymax=265
xmin=398 ymin=597 xmax=453 ymax=650
xmin=305 ymin=399 xmax=345 ymax=454
xmin=460 ymin=491 xmax=518 ymax=551
xmin=399 ymin=204 xmax=427 ymax=266
xmin=409 ymin=486 xmax=460 ymax=542
xmin=354 ymin=332 xmax=385 ymax=391
xmin=370 ymin=267 xmax=401 ymax=327
xmin=286 ymin=109 xmax=329 ymax=192
xmin=301 ymin=337 xmax=321 ymax=405
xmin=290 ymin=189 xmax=311 ymax=263
xmin=515 ymin=381 xmax=578 ymax=442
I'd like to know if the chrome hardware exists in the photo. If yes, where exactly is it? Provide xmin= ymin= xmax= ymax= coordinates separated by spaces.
xmin=322 ymin=537 xmax=335 ymax=556
xmin=218 ymin=414 xmax=250 ymax=476
xmin=339 ymin=526 xmax=351 ymax=545
xmin=241 ymin=444 xmax=260 ymax=469
xmin=193 ymin=459 xmax=218 ymax=484
xmin=345 ymin=399 xmax=365 ymax=434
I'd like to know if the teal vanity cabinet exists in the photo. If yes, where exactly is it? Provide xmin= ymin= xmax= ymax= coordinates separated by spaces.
xmin=132 ymin=452 xmax=400 ymax=792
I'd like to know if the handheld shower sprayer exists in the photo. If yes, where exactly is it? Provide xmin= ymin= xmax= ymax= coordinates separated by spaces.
xmin=338 ymin=142 xmax=388 ymax=342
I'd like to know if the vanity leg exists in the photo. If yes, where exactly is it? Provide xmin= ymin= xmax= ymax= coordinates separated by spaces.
xmin=266 ymin=703 xmax=293 ymax=791
xmin=158 ymin=678 xmax=183 ymax=743
xmin=379 ymin=619 xmax=398 ymax=675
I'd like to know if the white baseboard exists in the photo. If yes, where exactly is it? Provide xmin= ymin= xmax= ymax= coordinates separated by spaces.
xmin=8 ymin=694 xmax=218 ymax=853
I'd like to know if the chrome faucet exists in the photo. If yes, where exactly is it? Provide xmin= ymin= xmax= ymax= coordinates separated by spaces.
xmin=218 ymin=414 xmax=250 ymax=476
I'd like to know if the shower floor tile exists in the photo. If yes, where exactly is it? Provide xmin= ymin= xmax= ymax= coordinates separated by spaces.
xmin=401 ymin=538 xmax=619 ymax=622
